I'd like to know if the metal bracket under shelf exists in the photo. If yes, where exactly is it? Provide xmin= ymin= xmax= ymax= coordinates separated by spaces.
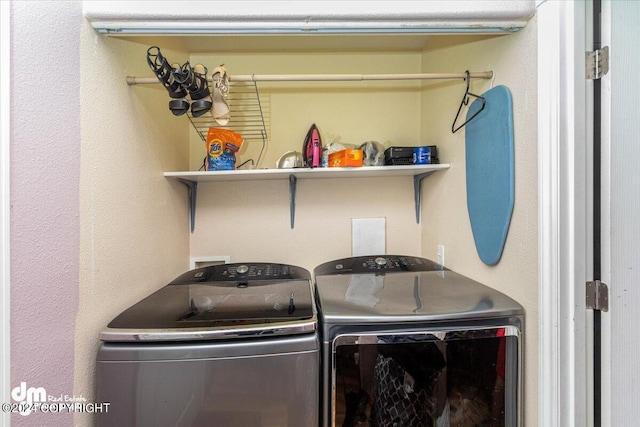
xmin=176 ymin=174 xmax=301 ymax=232
xmin=289 ymin=175 xmax=297 ymax=229
xmin=179 ymin=179 xmax=198 ymax=233
xmin=286 ymin=170 xmax=440 ymax=229
xmin=414 ymin=171 xmax=439 ymax=223
xmin=174 ymin=167 xmax=443 ymax=232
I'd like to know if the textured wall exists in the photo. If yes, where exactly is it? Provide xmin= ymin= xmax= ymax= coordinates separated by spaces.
xmin=419 ymin=23 xmax=539 ymax=426
xmin=10 ymin=2 xmax=191 ymax=426
xmin=10 ymin=1 xmax=82 ymax=425
xmin=73 ymin=18 xmax=191 ymax=427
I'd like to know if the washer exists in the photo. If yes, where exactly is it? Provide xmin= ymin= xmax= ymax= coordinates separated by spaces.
xmin=96 ymin=263 xmax=319 ymax=427
xmin=314 ymin=255 xmax=523 ymax=427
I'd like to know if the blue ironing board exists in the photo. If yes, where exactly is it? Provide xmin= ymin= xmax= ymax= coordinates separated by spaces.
xmin=465 ymin=85 xmax=514 ymax=266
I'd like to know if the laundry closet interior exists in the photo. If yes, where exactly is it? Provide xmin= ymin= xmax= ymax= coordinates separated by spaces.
xmin=80 ymin=3 xmax=538 ymax=425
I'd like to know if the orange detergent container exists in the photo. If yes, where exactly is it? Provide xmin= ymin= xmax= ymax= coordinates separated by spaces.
xmin=205 ymin=128 xmax=244 ymax=170
xmin=328 ymin=149 xmax=363 ymax=167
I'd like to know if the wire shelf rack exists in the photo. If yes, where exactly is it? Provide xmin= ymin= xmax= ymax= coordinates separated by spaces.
xmin=186 ymin=81 xmax=267 ymax=169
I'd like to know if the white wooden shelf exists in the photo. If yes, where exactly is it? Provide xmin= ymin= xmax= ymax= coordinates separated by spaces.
xmin=165 ymin=164 xmax=449 ymax=231
xmin=165 ymin=164 xmax=448 ymax=181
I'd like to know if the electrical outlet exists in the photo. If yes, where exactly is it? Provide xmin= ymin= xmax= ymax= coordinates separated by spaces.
xmin=437 ymin=245 xmax=445 ymax=266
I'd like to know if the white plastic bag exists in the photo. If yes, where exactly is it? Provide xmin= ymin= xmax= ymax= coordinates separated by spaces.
xmin=436 ymin=399 xmax=451 ymax=427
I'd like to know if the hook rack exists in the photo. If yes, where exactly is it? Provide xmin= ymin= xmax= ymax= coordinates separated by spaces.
xmin=451 ymin=70 xmax=487 ymax=133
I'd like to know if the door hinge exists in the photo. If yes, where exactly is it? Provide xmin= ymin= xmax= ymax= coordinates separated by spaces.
xmin=586 ymin=46 xmax=609 ymax=80
xmin=586 ymin=280 xmax=609 ymax=312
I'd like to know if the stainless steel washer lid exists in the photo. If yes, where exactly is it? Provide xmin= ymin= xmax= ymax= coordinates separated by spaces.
xmin=101 ymin=263 xmax=317 ymax=342
xmin=314 ymin=255 xmax=523 ymax=324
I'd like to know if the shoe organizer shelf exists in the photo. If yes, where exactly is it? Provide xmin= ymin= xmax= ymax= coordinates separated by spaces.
xmin=128 ymin=71 xmax=491 ymax=232
xmin=185 ymin=80 xmax=267 ymax=166
xmin=126 ymin=75 xmax=269 ymax=166
xmin=165 ymin=164 xmax=449 ymax=232
xmin=127 ymin=72 xmax=492 ymax=165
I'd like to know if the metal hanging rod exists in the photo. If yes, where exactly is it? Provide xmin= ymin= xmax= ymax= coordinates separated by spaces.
xmin=126 ymin=71 xmax=493 ymax=85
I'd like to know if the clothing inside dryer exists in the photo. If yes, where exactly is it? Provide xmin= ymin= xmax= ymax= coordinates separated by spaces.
xmin=333 ymin=330 xmax=513 ymax=427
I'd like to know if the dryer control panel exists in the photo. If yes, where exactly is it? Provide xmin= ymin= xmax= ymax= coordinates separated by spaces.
xmin=314 ymin=255 xmax=445 ymax=275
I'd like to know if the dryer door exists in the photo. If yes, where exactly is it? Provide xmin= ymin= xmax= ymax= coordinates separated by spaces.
xmin=331 ymin=327 xmax=520 ymax=427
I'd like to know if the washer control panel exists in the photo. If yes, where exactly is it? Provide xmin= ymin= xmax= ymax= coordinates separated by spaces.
xmin=172 ymin=263 xmax=311 ymax=284
xmin=222 ymin=264 xmax=295 ymax=279
xmin=316 ymin=255 xmax=443 ymax=275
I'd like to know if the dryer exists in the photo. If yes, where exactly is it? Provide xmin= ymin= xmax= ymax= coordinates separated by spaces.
xmin=96 ymin=263 xmax=319 ymax=427
xmin=314 ymin=255 xmax=523 ymax=427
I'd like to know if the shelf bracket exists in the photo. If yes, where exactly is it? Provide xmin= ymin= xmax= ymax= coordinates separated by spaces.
xmin=413 ymin=171 xmax=437 ymax=224
xmin=179 ymin=179 xmax=198 ymax=233
xmin=289 ymin=174 xmax=297 ymax=229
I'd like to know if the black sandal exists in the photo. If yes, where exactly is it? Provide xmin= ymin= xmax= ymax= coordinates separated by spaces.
xmin=176 ymin=62 xmax=213 ymax=118
xmin=146 ymin=46 xmax=190 ymax=116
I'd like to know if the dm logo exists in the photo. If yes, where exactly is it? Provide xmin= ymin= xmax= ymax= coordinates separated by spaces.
xmin=11 ymin=382 xmax=46 ymax=416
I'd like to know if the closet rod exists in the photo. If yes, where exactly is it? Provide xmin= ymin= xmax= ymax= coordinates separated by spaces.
xmin=126 ymin=71 xmax=493 ymax=85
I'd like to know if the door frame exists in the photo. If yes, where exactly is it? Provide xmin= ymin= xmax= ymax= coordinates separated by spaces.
xmin=599 ymin=1 xmax=640 ymax=425
xmin=537 ymin=1 xmax=592 ymax=426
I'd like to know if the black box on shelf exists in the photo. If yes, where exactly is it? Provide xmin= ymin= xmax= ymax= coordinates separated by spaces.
xmin=429 ymin=145 xmax=440 ymax=164
xmin=384 ymin=147 xmax=413 ymax=165
xmin=384 ymin=146 xmax=440 ymax=165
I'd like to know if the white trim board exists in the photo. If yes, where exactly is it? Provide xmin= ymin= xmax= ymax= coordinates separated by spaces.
xmin=537 ymin=1 xmax=592 ymax=426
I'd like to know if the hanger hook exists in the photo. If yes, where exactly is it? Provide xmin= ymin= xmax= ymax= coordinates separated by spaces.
xmin=462 ymin=70 xmax=471 ymax=105
xmin=451 ymin=70 xmax=487 ymax=134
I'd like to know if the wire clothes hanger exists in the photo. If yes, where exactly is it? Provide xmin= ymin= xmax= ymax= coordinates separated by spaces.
xmin=451 ymin=70 xmax=487 ymax=133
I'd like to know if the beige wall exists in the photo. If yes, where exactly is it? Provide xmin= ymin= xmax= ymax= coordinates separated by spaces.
xmin=419 ymin=23 xmax=539 ymax=425
xmin=74 ymin=24 xmax=191 ymax=425
xmin=188 ymin=50 xmax=426 ymax=271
